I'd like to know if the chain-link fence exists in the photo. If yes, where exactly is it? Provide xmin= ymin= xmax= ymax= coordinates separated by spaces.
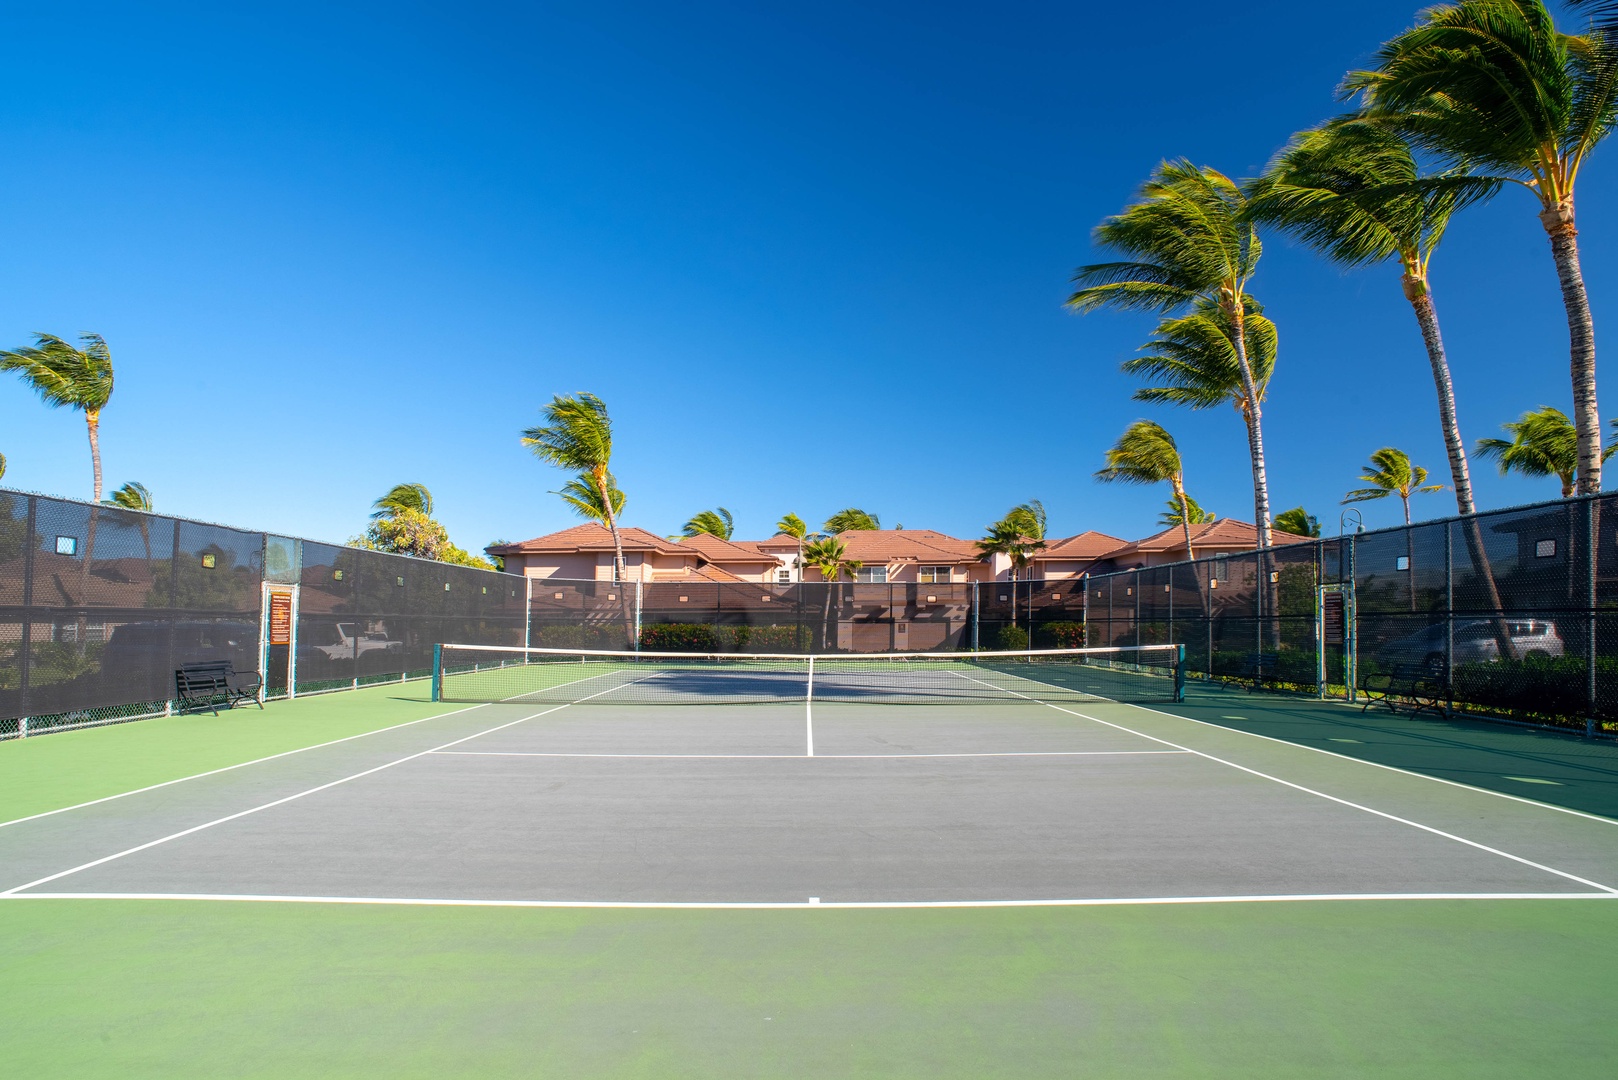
xmin=1082 ymin=494 xmax=1615 ymax=737
xmin=0 ymin=488 xmax=524 ymax=739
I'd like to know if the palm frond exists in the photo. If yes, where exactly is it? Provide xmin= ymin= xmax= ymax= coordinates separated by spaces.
xmin=0 ymin=332 xmax=115 ymax=412
xmin=1095 ymin=420 xmax=1183 ymax=486
xmin=521 ymin=392 xmax=614 ymax=472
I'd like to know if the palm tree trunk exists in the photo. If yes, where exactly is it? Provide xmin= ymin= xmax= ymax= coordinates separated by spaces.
xmin=1172 ymin=478 xmax=1196 ymax=562
xmin=86 ymin=410 xmax=103 ymax=503
xmin=1226 ymin=304 xmax=1273 ymax=548
xmin=595 ymin=470 xmax=635 ymax=649
xmin=1541 ymin=206 xmax=1601 ymax=495
xmin=1403 ymin=277 xmax=1477 ymax=515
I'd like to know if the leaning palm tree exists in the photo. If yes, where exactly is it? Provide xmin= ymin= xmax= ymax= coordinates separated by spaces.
xmin=1343 ymin=448 xmax=1447 ymax=525
xmin=1248 ymin=119 xmax=1497 ymax=517
xmin=1095 ymin=420 xmax=1199 ymax=562
xmin=522 ymin=393 xmax=633 ymax=644
xmin=800 ymin=536 xmax=863 ymax=650
xmin=103 ymin=481 xmax=155 ymax=566
xmin=1475 ymin=406 xmax=1616 ymax=496
xmin=823 ymin=508 xmax=879 ymax=533
xmin=1344 ymin=0 xmax=1618 ymax=495
xmin=681 ymin=507 xmax=735 ymax=540
xmin=371 ymin=482 xmax=433 ymax=521
xmin=553 ymin=472 xmax=625 ymax=524
xmin=0 ymin=333 xmax=114 ymax=501
xmin=0 ymin=452 xmax=6 ymax=481
xmin=1160 ymin=495 xmax=1217 ymax=528
xmin=1274 ymin=506 xmax=1321 ymax=538
xmin=1068 ymin=162 xmax=1274 ymax=547
xmin=776 ymin=512 xmax=809 ymax=580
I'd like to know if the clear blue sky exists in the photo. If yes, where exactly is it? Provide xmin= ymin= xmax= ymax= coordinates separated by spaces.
xmin=1 ymin=1 xmax=1611 ymax=550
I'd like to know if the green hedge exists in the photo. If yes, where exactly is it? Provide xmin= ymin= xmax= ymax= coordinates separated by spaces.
xmin=637 ymin=623 xmax=812 ymax=653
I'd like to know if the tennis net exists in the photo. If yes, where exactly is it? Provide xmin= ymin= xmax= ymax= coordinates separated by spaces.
xmin=431 ymin=644 xmax=1186 ymax=706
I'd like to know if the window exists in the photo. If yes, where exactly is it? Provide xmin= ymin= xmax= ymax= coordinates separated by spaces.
xmin=777 ymin=569 xmax=792 ymax=584
xmin=1535 ymin=539 xmax=1557 ymax=559
xmin=854 ymin=566 xmax=888 ymax=583
xmin=917 ymin=566 xmax=951 ymax=583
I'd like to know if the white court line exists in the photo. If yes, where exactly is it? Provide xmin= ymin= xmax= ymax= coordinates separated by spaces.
xmin=4 ymin=890 xmax=1612 ymax=910
xmin=0 ymin=675 xmax=662 ymax=898
xmin=949 ymin=671 xmax=1618 ymax=895
xmin=0 ymin=664 xmax=640 ymax=834
xmin=428 ymin=749 xmax=1191 ymax=759
xmin=1119 ymin=700 xmax=1618 ymax=827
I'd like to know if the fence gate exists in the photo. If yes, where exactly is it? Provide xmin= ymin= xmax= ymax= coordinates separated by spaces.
xmin=1316 ymin=583 xmax=1355 ymax=702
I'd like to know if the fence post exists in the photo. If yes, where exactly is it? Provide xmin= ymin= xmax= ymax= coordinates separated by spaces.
xmin=635 ymin=579 xmax=643 ymax=653
xmin=970 ymin=582 xmax=979 ymax=652
xmin=1587 ymin=496 xmax=1598 ymax=739
xmin=524 ymin=574 xmax=533 ymax=650
xmin=19 ymin=495 xmax=35 ymax=718
xmin=1081 ymin=576 xmax=1089 ymax=648
xmin=1345 ymin=532 xmax=1358 ymax=704
xmin=1134 ymin=571 xmax=1141 ymax=651
xmin=1444 ymin=523 xmax=1455 ymax=717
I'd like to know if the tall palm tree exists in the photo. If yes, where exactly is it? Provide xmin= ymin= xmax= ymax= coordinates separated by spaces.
xmin=1161 ymin=495 xmax=1217 ymax=528
xmin=371 ymin=483 xmax=433 ymax=520
xmin=681 ymin=508 xmax=734 ymax=540
xmin=823 ymin=508 xmax=879 ymax=533
xmin=1248 ymin=119 xmax=1497 ymax=516
xmin=1476 ymin=406 xmax=1616 ymax=495
xmin=0 ymin=333 xmax=114 ymax=501
xmin=975 ymin=520 xmax=1048 ymax=636
xmin=1568 ymin=0 xmax=1618 ymax=37
xmin=553 ymin=472 xmax=625 ymax=524
xmin=1344 ymin=0 xmax=1618 ymax=495
xmin=1343 ymin=448 xmax=1447 ymax=525
xmin=1068 ymin=162 xmax=1274 ymax=547
xmin=1095 ymin=420 xmax=1199 ymax=562
xmin=800 ymin=536 xmax=863 ymax=650
xmin=522 ymin=393 xmax=633 ymax=644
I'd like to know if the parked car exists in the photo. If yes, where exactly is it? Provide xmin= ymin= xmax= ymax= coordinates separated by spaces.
xmin=1374 ymin=619 xmax=1563 ymax=675
xmin=310 ymin=622 xmax=402 ymax=661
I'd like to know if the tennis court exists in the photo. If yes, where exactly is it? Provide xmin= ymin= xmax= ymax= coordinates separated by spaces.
xmin=3 ymin=649 xmax=1617 ymax=1077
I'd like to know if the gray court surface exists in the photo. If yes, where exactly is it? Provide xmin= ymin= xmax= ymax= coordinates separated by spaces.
xmin=3 ymin=691 xmax=1616 ymax=906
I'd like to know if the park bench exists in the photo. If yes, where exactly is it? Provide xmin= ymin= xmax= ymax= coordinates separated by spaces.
xmin=1359 ymin=663 xmax=1447 ymax=717
xmin=175 ymin=660 xmax=263 ymax=716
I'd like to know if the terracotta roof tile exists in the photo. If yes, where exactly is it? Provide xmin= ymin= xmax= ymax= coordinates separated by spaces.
xmin=834 ymin=529 xmax=982 ymax=565
xmin=1034 ymin=530 xmax=1127 ymax=561
xmin=676 ymin=533 xmax=781 ymax=564
xmin=488 ymin=523 xmax=690 ymax=557
xmin=1098 ymin=519 xmax=1311 ymax=561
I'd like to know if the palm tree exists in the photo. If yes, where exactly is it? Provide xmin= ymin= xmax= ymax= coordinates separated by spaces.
xmin=1248 ymin=119 xmax=1497 ymax=517
xmin=1161 ymin=495 xmax=1217 ymax=528
xmin=553 ymin=472 xmax=625 ymax=524
xmin=800 ymin=536 xmax=863 ymax=650
xmin=0 ymin=452 xmax=6 ymax=481
xmin=1002 ymin=500 xmax=1048 ymax=541
xmin=823 ymin=508 xmax=879 ymax=533
xmin=1568 ymin=0 xmax=1618 ymax=37
xmin=1274 ymin=507 xmax=1321 ymax=538
xmin=1095 ymin=421 xmax=1199 ymax=562
xmin=776 ymin=512 xmax=809 ymax=581
xmin=1344 ymin=0 xmax=1618 ymax=495
xmin=682 ymin=507 xmax=734 ymax=540
xmin=103 ymin=481 xmax=155 ymax=566
xmin=1476 ymin=406 xmax=1616 ymax=495
xmin=371 ymin=483 xmax=433 ymax=520
xmin=975 ymin=520 xmax=1048 ymax=638
xmin=1068 ymin=162 xmax=1274 ymax=548
xmin=522 ymin=393 xmax=633 ymax=645
xmin=1343 ymin=448 xmax=1447 ymax=525
xmin=0 ymin=333 xmax=114 ymax=501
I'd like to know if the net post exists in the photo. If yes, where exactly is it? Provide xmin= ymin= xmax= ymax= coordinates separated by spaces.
xmin=1174 ymin=644 xmax=1186 ymax=703
xmin=431 ymin=644 xmax=443 ymax=703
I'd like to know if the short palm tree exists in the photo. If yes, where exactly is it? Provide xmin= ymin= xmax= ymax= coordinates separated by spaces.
xmin=522 ymin=393 xmax=633 ymax=644
xmin=553 ymin=472 xmax=625 ymax=524
xmin=0 ymin=333 xmax=114 ymax=501
xmin=682 ymin=507 xmax=734 ymax=540
xmin=1095 ymin=420 xmax=1199 ymax=561
xmin=1274 ymin=506 xmax=1321 ymax=538
xmin=1247 ymin=119 xmax=1496 ymax=517
xmin=1160 ymin=495 xmax=1217 ymax=528
xmin=1343 ymin=448 xmax=1447 ymax=524
xmin=1068 ymin=161 xmax=1274 ymax=547
xmin=1001 ymin=500 xmax=1047 ymax=541
xmin=823 ymin=508 xmax=879 ymax=533
xmin=371 ymin=483 xmax=433 ymax=520
xmin=1344 ymin=0 xmax=1618 ymax=495
xmin=105 ymin=481 xmax=153 ymax=512
xmin=800 ymin=536 xmax=863 ymax=650
xmin=976 ymin=520 xmax=1048 ymax=636
xmin=776 ymin=512 xmax=809 ymax=581
xmin=0 ymin=452 xmax=7 ymax=481
xmin=1476 ymin=406 xmax=1616 ymax=496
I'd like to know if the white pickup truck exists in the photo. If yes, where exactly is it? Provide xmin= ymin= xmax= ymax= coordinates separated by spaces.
xmin=311 ymin=623 xmax=402 ymax=661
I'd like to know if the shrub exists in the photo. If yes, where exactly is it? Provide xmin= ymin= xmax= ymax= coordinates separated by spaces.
xmin=1033 ymin=621 xmax=1085 ymax=649
xmin=638 ymin=623 xmax=719 ymax=652
xmin=993 ymin=624 xmax=1029 ymax=651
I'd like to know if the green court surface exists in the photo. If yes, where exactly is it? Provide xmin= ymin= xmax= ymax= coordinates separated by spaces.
xmin=1167 ymin=683 xmax=1618 ymax=820
xmin=4 ymin=683 xmax=1618 ymax=1077
xmin=3 ymin=898 xmax=1615 ymax=1078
